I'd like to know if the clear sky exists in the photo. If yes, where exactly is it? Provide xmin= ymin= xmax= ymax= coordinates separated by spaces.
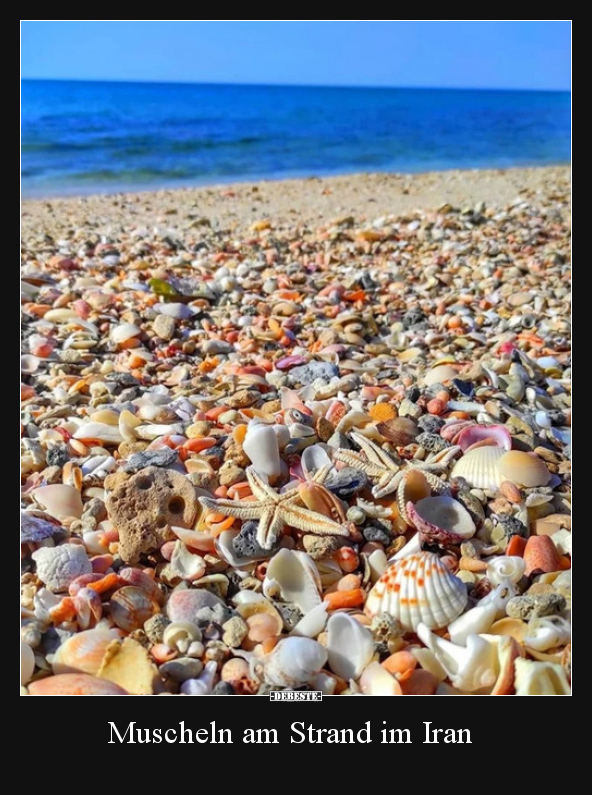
xmin=21 ymin=21 xmax=571 ymax=90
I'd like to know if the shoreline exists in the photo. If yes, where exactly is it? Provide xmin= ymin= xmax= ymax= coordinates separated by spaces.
xmin=22 ymin=164 xmax=570 ymax=237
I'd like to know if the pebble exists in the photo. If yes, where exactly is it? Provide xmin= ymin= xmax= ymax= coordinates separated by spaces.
xmin=506 ymin=593 xmax=566 ymax=621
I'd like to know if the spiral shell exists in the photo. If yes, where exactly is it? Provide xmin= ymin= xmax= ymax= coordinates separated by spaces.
xmin=450 ymin=447 xmax=505 ymax=490
xmin=364 ymin=552 xmax=468 ymax=632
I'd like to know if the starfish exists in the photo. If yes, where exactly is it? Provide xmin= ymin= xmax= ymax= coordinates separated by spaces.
xmin=199 ymin=466 xmax=350 ymax=550
xmin=334 ymin=433 xmax=460 ymax=499
xmin=333 ymin=432 xmax=402 ymax=498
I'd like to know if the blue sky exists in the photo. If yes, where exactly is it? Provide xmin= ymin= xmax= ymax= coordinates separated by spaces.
xmin=21 ymin=21 xmax=571 ymax=90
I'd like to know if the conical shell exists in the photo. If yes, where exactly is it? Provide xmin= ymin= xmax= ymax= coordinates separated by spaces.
xmin=450 ymin=447 xmax=505 ymax=490
xmin=263 ymin=549 xmax=322 ymax=615
xmin=365 ymin=551 xmax=468 ymax=631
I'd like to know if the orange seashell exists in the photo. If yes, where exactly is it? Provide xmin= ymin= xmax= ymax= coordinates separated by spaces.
xmin=150 ymin=644 xmax=178 ymax=663
xmin=399 ymin=668 xmax=439 ymax=695
xmin=28 ymin=673 xmax=128 ymax=695
xmin=523 ymin=535 xmax=561 ymax=576
xmin=183 ymin=437 xmax=216 ymax=453
xmin=381 ymin=650 xmax=417 ymax=680
xmin=498 ymin=451 xmax=551 ymax=488
xmin=324 ymin=588 xmax=365 ymax=610
xmin=506 ymin=535 xmax=527 ymax=557
xmin=335 ymin=547 xmax=360 ymax=573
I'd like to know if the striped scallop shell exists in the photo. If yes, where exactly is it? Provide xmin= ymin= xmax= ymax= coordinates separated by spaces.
xmin=364 ymin=552 xmax=468 ymax=632
xmin=450 ymin=447 xmax=505 ymax=490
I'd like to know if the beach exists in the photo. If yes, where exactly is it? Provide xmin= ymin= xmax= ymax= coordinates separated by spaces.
xmin=21 ymin=164 xmax=571 ymax=696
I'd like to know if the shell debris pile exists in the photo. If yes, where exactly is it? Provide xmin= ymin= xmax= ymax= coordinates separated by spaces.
xmin=21 ymin=182 xmax=570 ymax=695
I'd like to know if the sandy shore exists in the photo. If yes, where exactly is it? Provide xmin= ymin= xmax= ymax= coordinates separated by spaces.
xmin=22 ymin=165 xmax=570 ymax=236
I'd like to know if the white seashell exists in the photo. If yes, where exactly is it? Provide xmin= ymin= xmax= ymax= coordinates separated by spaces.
xmin=21 ymin=642 xmax=35 ymax=685
xmin=242 ymin=421 xmax=281 ymax=480
xmin=365 ymin=552 xmax=467 ymax=631
xmin=410 ymin=647 xmax=448 ymax=682
xmin=73 ymin=422 xmax=124 ymax=444
xmin=312 ymin=671 xmax=337 ymax=695
xmin=231 ymin=591 xmax=269 ymax=607
xmin=359 ymin=661 xmax=400 ymax=695
xmin=118 ymin=409 xmax=142 ymax=442
xmin=416 ymin=624 xmax=500 ymax=692
xmin=514 ymin=658 xmax=570 ymax=695
xmin=448 ymin=581 xmax=513 ymax=645
xmin=31 ymin=544 xmax=92 ymax=592
xmin=450 ymin=447 xmax=505 ymax=490
xmin=44 ymin=308 xmax=78 ymax=323
xmin=180 ymin=660 xmax=217 ymax=695
xmin=410 ymin=495 xmax=476 ymax=544
xmin=486 ymin=555 xmax=526 ymax=585
xmin=155 ymin=303 xmax=196 ymax=319
xmin=271 ymin=424 xmax=291 ymax=449
xmin=326 ymin=613 xmax=375 ymax=680
xmin=82 ymin=530 xmax=106 ymax=555
xmin=170 ymin=541 xmax=207 ymax=581
xmin=367 ymin=548 xmax=388 ymax=582
xmin=423 ymin=364 xmax=458 ymax=387
xmin=163 ymin=622 xmax=202 ymax=649
xmin=288 ymin=422 xmax=316 ymax=440
xmin=215 ymin=529 xmax=267 ymax=567
xmin=263 ymin=637 xmax=327 ymax=687
xmin=134 ymin=423 xmax=184 ymax=441
xmin=550 ymin=528 xmax=571 ymax=556
xmin=31 ymin=484 xmax=84 ymax=519
xmin=524 ymin=616 xmax=571 ymax=652
xmin=21 ymin=354 xmax=40 ymax=374
xmin=110 ymin=323 xmax=141 ymax=344
xmin=290 ymin=602 xmax=328 ymax=638
xmin=263 ymin=549 xmax=322 ymax=614
xmin=301 ymin=444 xmax=333 ymax=478
xmin=315 ymin=557 xmax=342 ymax=587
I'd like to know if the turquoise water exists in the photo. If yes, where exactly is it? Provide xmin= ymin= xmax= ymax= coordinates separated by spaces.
xmin=21 ymin=80 xmax=571 ymax=196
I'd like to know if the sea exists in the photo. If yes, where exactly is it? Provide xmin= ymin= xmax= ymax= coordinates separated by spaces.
xmin=21 ymin=79 xmax=571 ymax=197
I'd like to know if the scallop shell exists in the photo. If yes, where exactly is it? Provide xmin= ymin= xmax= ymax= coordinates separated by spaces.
xmin=407 ymin=496 xmax=476 ymax=546
xmin=497 ymin=450 xmax=551 ymax=488
xmin=31 ymin=484 xmax=84 ymax=520
xmin=263 ymin=548 xmax=322 ymax=615
xmin=326 ymin=612 xmax=375 ymax=680
xmin=450 ymin=447 xmax=505 ymax=490
xmin=364 ymin=551 xmax=468 ymax=631
xmin=242 ymin=421 xmax=281 ymax=481
xmin=262 ymin=637 xmax=327 ymax=687
xmin=52 ymin=628 xmax=122 ymax=675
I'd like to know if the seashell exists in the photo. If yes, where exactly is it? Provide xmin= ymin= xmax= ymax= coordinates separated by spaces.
xmin=457 ymin=424 xmax=512 ymax=452
xmin=488 ymin=617 xmax=528 ymax=643
xmin=134 ymin=423 xmax=184 ymax=441
xmin=367 ymin=548 xmax=388 ymax=582
xmin=417 ymin=624 xmax=500 ymax=692
xmin=31 ymin=484 xmax=84 ymax=520
xmin=326 ymin=612 xmax=375 ymax=680
xmin=32 ymin=544 xmax=92 ymax=592
xmin=497 ymin=451 xmax=551 ymax=488
xmin=407 ymin=496 xmax=475 ymax=546
xmin=263 ymin=549 xmax=322 ymax=615
xmin=163 ymin=621 xmax=202 ymax=650
xmin=376 ymin=416 xmax=418 ymax=446
xmin=396 ymin=469 xmax=431 ymax=525
xmin=524 ymin=616 xmax=571 ymax=652
xmin=28 ymin=673 xmax=128 ymax=695
xmin=513 ymin=658 xmax=570 ymax=695
xmin=450 ymin=447 xmax=505 ymax=490
xmin=242 ymin=421 xmax=281 ymax=481
xmin=52 ymin=628 xmax=122 ymax=675
xmin=290 ymin=602 xmax=329 ymax=638
xmin=181 ymin=660 xmax=218 ymax=695
xmin=423 ymin=365 xmax=458 ymax=387
xmin=312 ymin=671 xmax=337 ymax=695
xmin=365 ymin=552 xmax=468 ymax=631
xmin=486 ymin=555 xmax=525 ymax=585
xmin=491 ymin=635 xmax=523 ymax=695
xmin=359 ymin=661 xmax=402 ymax=695
xmin=73 ymin=422 xmax=124 ymax=444
xmin=298 ymin=481 xmax=346 ymax=522
xmin=118 ymin=568 xmax=164 ymax=605
xmin=109 ymin=586 xmax=159 ymax=632
xmin=118 ymin=409 xmax=142 ymax=442
xmin=236 ymin=599 xmax=284 ymax=649
xmin=440 ymin=419 xmax=475 ymax=442
xmin=171 ymin=526 xmax=215 ymax=554
xmin=448 ymin=581 xmax=513 ymax=645
xmin=21 ymin=354 xmax=40 ymax=374
xmin=167 ymin=588 xmax=226 ymax=623
xmin=523 ymin=535 xmax=562 ymax=576
xmin=20 ymin=511 xmax=59 ymax=543
xmin=301 ymin=444 xmax=333 ymax=478
xmin=155 ymin=302 xmax=196 ymax=319
xmin=21 ymin=641 xmax=35 ymax=685
xmin=110 ymin=323 xmax=141 ymax=345
xmin=170 ymin=541 xmax=207 ymax=581
xmin=97 ymin=637 xmax=159 ymax=695
xmin=262 ymin=637 xmax=327 ymax=687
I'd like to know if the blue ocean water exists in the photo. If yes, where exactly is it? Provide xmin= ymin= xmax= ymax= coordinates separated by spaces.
xmin=21 ymin=80 xmax=571 ymax=197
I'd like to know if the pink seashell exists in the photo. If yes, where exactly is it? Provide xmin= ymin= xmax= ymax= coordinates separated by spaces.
xmin=28 ymin=673 xmax=128 ymax=695
xmin=73 ymin=299 xmax=92 ymax=319
xmin=440 ymin=420 xmax=475 ymax=443
xmin=407 ymin=496 xmax=476 ymax=547
xmin=457 ymin=424 xmax=512 ymax=452
xmin=289 ymin=459 xmax=305 ymax=482
xmin=160 ymin=540 xmax=177 ymax=561
xmin=276 ymin=356 xmax=308 ymax=371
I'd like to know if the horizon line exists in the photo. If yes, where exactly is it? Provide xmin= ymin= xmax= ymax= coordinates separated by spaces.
xmin=21 ymin=76 xmax=571 ymax=93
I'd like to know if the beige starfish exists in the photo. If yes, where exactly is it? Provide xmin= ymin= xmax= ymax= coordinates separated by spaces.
xmin=199 ymin=466 xmax=350 ymax=550
xmin=334 ymin=433 xmax=460 ymax=499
